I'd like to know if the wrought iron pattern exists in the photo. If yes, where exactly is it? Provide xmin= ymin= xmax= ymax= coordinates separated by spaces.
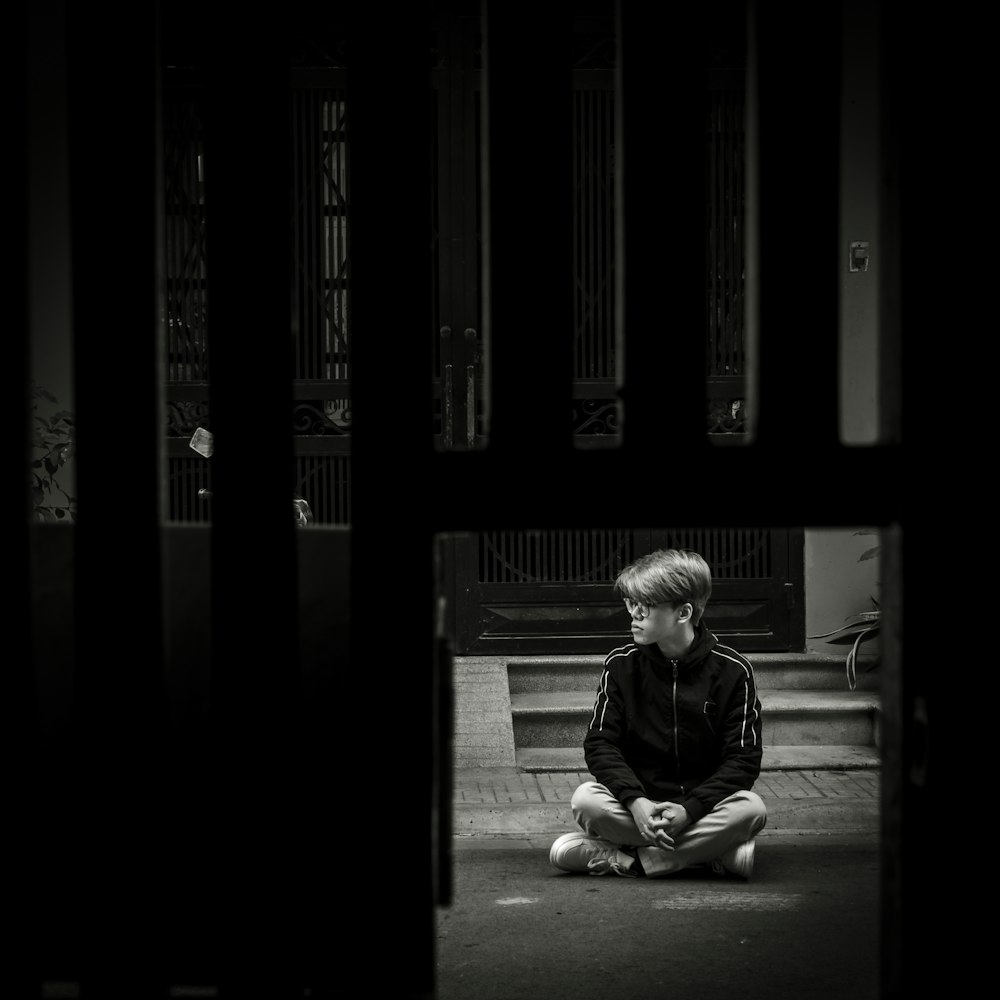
xmin=572 ymin=82 xmax=615 ymax=381
xmin=289 ymin=82 xmax=352 ymax=493
xmin=164 ymin=84 xmax=209 ymax=384
xmin=478 ymin=527 xmax=770 ymax=585
xmin=163 ymin=69 xmax=353 ymax=524
xmin=294 ymin=455 xmax=351 ymax=525
xmin=166 ymin=399 xmax=210 ymax=438
xmin=659 ymin=528 xmax=770 ymax=579
xmin=706 ymin=74 xmax=746 ymax=380
xmin=291 ymin=402 xmax=351 ymax=435
xmin=479 ymin=529 xmax=636 ymax=584
xmin=161 ymin=8 xmax=750 ymax=527
xmin=570 ymin=65 xmax=748 ymax=437
xmin=571 ymin=8 xmax=616 ymax=70
xmin=287 ymin=19 xmax=348 ymax=69
xmin=291 ymin=83 xmax=350 ymax=384
xmin=167 ymin=456 xmax=211 ymax=524
xmin=572 ymin=398 xmax=619 ymax=436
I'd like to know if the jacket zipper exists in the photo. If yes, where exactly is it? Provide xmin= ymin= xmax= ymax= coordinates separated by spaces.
xmin=672 ymin=660 xmax=684 ymax=793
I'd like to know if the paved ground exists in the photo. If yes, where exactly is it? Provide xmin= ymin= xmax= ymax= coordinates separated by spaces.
xmin=450 ymin=766 xmax=880 ymax=840
xmin=435 ymin=766 xmax=882 ymax=999
xmin=436 ymin=833 xmax=880 ymax=1000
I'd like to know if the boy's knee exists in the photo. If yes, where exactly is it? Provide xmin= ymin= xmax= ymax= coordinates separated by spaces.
xmin=740 ymin=790 xmax=768 ymax=833
xmin=711 ymin=789 xmax=767 ymax=837
xmin=570 ymin=781 xmax=605 ymax=819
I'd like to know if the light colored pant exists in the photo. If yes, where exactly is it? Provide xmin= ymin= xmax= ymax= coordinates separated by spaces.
xmin=571 ymin=781 xmax=767 ymax=874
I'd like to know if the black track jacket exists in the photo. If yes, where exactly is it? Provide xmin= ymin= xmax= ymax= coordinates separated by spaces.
xmin=583 ymin=624 xmax=763 ymax=824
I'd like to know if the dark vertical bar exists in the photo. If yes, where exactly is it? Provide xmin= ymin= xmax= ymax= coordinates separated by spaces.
xmin=877 ymin=1 xmax=969 ymax=993
xmin=460 ymin=14 xmax=483 ymax=448
xmin=65 ymin=1 xmax=166 ymax=995
xmin=432 ymin=533 xmax=454 ymax=907
xmin=308 ymin=91 xmax=321 ymax=380
xmin=722 ymin=92 xmax=731 ymax=376
xmin=7 ymin=4 xmax=37 ymax=998
xmin=201 ymin=6 xmax=298 ymax=996
xmin=708 ymin=88 xmax=718 ymax=376
xmin=876 ymin=2 xmax=903 ymax=978
xmin=586 ymin=89 xmax=595 ymax=381
xmin=483 ymin=0 xmax=574 ymax=454
xmin=753 ymin=0 xmax=840 ymax=446
xmin=876 ymin=2 xmax=901 ymax=448
xmin=576 ymin=89 xmax=585 ymax=384
xmin=440 ymin=14 xmax=459 ymax=445
xmin=292 ymin=93 xmax=304 ymax=378
xmin=347 ymin=2 xmax=436 ymax=995
xmin=591 ymin=90 xmax=599 ymax=379
xmin=734 ymin=88 xmax=745 ymax=371
xmin=604 ymin=89 xmax=614 ymax=376
xmin=617 ymin=1 xmax=705 ymax=447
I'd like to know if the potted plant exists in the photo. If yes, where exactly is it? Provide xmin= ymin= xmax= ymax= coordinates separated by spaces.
xmin=808 ymin=530 xmax=880 ymax=691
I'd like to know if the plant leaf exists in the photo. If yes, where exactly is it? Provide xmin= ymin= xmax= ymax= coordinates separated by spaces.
xmin=842 ymin=611 xmax=880 ymax=626
xmin=821 ymin=628 xmax=879 ymax=644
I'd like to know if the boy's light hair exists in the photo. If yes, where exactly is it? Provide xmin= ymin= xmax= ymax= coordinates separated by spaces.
xmin=613 ymin=548 xmax=713 ymax=625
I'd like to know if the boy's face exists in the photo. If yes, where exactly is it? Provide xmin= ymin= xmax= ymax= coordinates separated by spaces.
xmin=627 ymin=600 xmax=693 ymax=650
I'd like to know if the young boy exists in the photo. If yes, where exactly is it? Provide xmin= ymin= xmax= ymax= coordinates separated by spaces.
xmin=550 ymin=548 xmax=767 ymax=879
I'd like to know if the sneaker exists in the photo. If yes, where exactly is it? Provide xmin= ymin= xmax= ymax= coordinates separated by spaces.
xmin=712 ymin=837 xmax=756 ymax=879
xmin=549 ymin=833 xmax=638 ymax=877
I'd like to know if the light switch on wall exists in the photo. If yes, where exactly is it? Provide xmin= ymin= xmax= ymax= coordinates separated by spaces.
xmin=849 ymin=241 xmax=870 ymax=272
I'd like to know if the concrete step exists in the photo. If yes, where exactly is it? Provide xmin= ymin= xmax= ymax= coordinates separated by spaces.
xmin=506 ymin=652 xmax=880 ymax=694
xmin=515 ymin=743 xmax=881 ymax=773
xmin=510 ymin=689 xmax=881 ymax=750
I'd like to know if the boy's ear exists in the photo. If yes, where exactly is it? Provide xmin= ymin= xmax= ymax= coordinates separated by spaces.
xmin=679 ymin=602 xmax=695 ymax=623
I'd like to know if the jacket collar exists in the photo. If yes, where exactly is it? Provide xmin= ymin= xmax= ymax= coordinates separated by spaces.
xmin=638 ymin=622 xmax=717 ymax=670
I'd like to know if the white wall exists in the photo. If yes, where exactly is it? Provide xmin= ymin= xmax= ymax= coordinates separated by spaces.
xmin=804 ymin=526 xmax=881 ymax=654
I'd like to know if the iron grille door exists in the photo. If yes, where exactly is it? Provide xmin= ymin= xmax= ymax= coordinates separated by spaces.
xmin=163 ymin=62 xmax=354 ymax=528
xmin=450 ymin=527 xmax=803 ymax=654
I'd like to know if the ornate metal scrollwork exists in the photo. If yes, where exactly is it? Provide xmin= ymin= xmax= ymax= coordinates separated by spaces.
xmin=573 ymin=399 xmax=620 ymax=436
xmin=292 ymin=401 xmax=352 ymax=435
xmin=572 ymin=24 xmax=616 ymax=69
xmin=572 ymin=397 xmax=748 ymax=436
xmin=166 ymin=399 xmax=210 ymax=437
xmin=287 ymin=17 xmax=348 ymax=69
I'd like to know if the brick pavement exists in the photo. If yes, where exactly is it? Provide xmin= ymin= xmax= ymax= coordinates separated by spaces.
xmin=451 ymin=766 xmax=880 ymax=839
xmin=454 ymin=767 xmax=878 ymax=805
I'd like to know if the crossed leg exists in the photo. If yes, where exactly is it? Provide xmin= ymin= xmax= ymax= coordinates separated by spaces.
xmin=571 ymin=780 xmax=767 ymax=876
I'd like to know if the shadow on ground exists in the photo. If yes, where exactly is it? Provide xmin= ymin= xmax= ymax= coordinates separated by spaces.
xmin=435 ymin=835 xmax=880 ymax=1000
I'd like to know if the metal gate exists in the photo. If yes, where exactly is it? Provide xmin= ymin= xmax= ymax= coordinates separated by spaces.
xmin=160 ymin=7 xmax=801 ymax=653
xmin=443 ymin=528 xmax=803 ymax=654
xmin=162 ymin=61 xmax=354 ymax=524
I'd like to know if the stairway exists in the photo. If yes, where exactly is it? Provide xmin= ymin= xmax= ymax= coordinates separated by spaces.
xmin=507 ymin=652 xmax=881 ymax=773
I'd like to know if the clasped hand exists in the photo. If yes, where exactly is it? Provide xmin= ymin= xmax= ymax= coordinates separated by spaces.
xmin=628 ymin=797 xmax=690 ymax=850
